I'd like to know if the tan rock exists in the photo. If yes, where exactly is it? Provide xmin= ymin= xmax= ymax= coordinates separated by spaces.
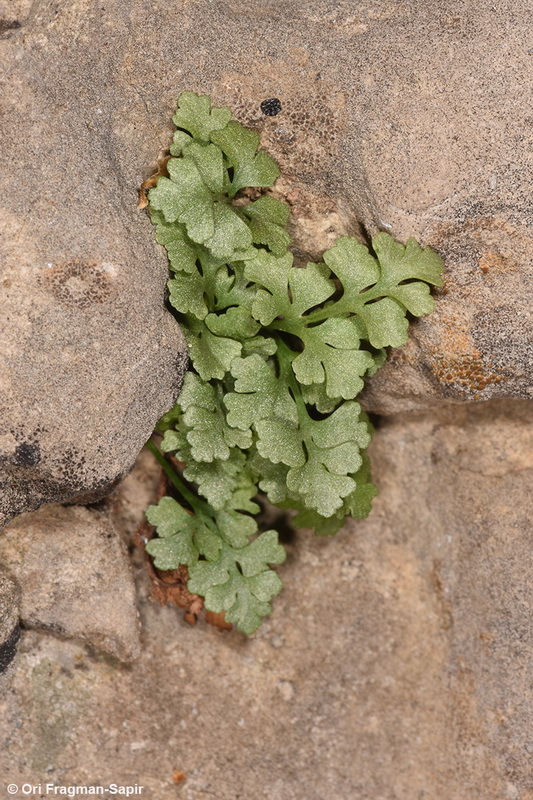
xmin=0 ymin=400 xmax=532 ymax=796
xmin=1 ymin=505 xmax=141 ymax=662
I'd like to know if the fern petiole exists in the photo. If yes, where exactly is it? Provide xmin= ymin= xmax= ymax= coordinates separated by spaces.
xmin=266 ymin=318 xmax=301 ymax=335
xmin=275 ymin=337 xmax=311 ymax=420
xmin=145 ymin=438 xmax=211 ymax=519
xmin=303 ymin=286 xmax=384 ymax=325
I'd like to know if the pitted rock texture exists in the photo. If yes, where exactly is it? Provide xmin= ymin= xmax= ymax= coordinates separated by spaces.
xmin=0 ymin=0 xmax=530 ymax=524
xmin=0 ymin=504 xmax=141 ymax=662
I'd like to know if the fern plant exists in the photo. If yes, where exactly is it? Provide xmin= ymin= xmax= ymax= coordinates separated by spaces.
xmin=144 ymin=92 xmax=443 ymax=634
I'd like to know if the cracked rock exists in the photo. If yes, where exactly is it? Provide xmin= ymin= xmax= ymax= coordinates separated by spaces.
xmin=0 ymin=505 xmax=141 ymax=662
xmin=0 ymin=568 xmax=20 ymax=675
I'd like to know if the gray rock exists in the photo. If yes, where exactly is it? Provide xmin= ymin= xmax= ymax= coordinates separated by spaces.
xmin=0 ymin=10 xmax=188 ymax=527
xmin=0 ymin=504 xmax=141 ymax=662
xmin=0 ymin=569 xmax=20 ymax=675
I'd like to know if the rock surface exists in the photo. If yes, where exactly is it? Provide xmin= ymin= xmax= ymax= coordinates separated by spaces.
xmin=0 ymin=5 xmax=188 ymax=527
xmin=0 ymin=505 xmax=141 ymax=662
xmin=1 ymin=400 xmax=532 ymax=798
xmin=361 ymin=218 xmax=533 ymax=413
xmin=1 ymin=0 xmax=531 ymax=525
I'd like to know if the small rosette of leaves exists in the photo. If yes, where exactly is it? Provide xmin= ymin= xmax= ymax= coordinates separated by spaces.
xmin=145 ymin=91 xmax=444 ymax=634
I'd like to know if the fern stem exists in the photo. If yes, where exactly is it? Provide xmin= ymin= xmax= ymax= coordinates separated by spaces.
xmin=274 ymin=337 xmax=310 ymax=421
xmin=145 ymin=438 xmax=210 ymax=518
xmin=303 ymin=286 xmax=384 ymax=325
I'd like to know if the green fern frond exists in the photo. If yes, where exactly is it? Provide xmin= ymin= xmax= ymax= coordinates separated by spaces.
xmin=144 ymin=91 xmax=443 ymax=635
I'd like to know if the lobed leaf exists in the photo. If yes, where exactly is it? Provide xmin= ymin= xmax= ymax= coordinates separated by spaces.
xmin=291 ymin=318 xmax=375 ymax=399
xmin=246 ymin=251 xmax=335 ymax=326
xmin=203 ymin=201 xmax=254 ymax=261
xmin=372 ymin=232 xmax=445 ymax=288
xmin=176 ymin=373 xmax=251 ymax=462
xmin=145 ymin=497 xmax=219 ymax=569
xmin=182 ymin=141 xmax=225 ymax=193
xmin=150 ymin=159 xmax=214 ymax=243
xmin=172 ymin=91 xmax=232 ymax=143
xmin=182 ymin=316 xmax=242 ymax=381
xmin=187 ymin=532 xmax=286 ymax=635
xmin=150 ymin=214 xmax=198 ymax=274
xmin=251 ymin=452 xmax=290 ymax=505
xmin=292 ymin=452 xmax=378 ymax=533
xmin=256 ymin=401 xmax=372 ymax=517
xmin=241 ymin=196 xmax=291 ymax=255
xmin=322 ymin=234 xmax=444 ymax=347
xmin=210 ymin=121 xmax=280 ymax=196
xmin=224 ymin=354 xmax=298 ymax=432
xmin=205 ymin=306 xmax=260 ymax=341
xmin=183 ymin=450 xmax=247 ymax=509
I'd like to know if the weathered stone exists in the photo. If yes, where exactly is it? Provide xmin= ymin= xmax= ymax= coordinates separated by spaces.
xmin=360 ymin=400 xmax=533 ymax=796
xmin=0 ymin=13 xmax=188 ymax=528
xmin=106 ymin=446 xmax=163 ymax=542
xmin=0 ymin=505 xmax=141 ymax=662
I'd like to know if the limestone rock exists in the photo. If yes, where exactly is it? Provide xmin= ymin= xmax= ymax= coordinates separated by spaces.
xmin=0 ymin=505 xmax=141 ymax=662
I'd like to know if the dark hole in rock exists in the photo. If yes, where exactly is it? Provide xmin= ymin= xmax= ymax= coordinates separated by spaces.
xmin=261 ymin=98 xmax=282 ymax=116
xmin=13 ymin=442 xmax=41 ymax=467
